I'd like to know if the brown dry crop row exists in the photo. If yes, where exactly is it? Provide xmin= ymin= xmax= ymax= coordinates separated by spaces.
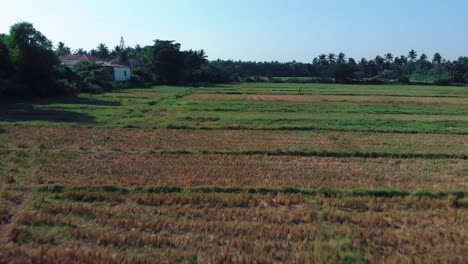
xmin=5 ymin=192 xmax=337 ymax=263
xmin=0 ymin=244 xmax=153 ymax=264
xmin=3 ymin=191 xmax=466 ymax=263
xmin=315 ymin=196 xmax=468 ymax=263
xmin=40 ymin=197 xmax=312 ymax=225
xmin=2 ymin=127 xmax=467 ymax=155
xmin=34 ymin=152 xmax=467 ymax=190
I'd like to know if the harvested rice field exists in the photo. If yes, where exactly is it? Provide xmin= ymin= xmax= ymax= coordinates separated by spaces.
xmin=1 ymin=82 xmax=467 ymax=263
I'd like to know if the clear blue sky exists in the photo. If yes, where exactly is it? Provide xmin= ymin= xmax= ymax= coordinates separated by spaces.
xmin=1 ymin=0 xmax=467 ymax=62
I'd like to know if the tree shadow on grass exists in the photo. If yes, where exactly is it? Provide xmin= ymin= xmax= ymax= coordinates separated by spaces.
xmin=0 ymin=105 xmax=95 ymax=123
xmin=0 ymin=96 xmax=114 ymax=124
xmin=30 ymin=96 xmax=121 ymax=106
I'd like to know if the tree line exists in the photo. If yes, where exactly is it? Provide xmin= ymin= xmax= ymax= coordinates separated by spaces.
xmin=1 ymin=22 xmax=467 ymax=98
xmin=0 ymin=22 xmax=231 ymax=98
xmin=212 ymin=51 xmax=468 ymax=85
xmin=70 ymin=42 xmax=468 ymax=86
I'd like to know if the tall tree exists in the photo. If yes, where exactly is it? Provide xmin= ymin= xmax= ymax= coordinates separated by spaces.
xmin=146 ymin=40 xmax=185 ymax=84
xmin=375 ymin=55 xmax=385 ymax=73
xmin=419 ymin=54 xmax=428 ymax=62
xmin=408 ymin=50 xmax=417 ymax=61
xmin=318 ymin=54 xmax=328 ymax=65
xmin=432 ymin=53 xmax=442 ymax=64
xmin=327 ymin=53 xmax=336 ymax=64
xmin=0 ymin=34 xmax=13 ymax=78
xmin=384 ymin=53 xmax=394 ymax=63
xmin=3 ymin=22 xmax=65 ymax=96
xmin=55 ymin=42 xmax=71 ymax=56
xmin=450 ymin=57 xmax=468 ymax=83
xmin=337 ymin=53 xmax=346 ymax=64
xmin=74 ymin=48 xmax=87 ymax=55
xmin=399 ymin=55 xmax=408 ymax=65
xmin=96 ymin=43 xmax=110 ymax=59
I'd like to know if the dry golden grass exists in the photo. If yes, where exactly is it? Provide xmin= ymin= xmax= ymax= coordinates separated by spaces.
xmin=316 ymin=196 xmax=468 ymax=263
xmin=2 ymin=127 xmax=467 ymax=155
xmin=2 ymin=190 xmax=466 ymax=263
xmin=32 ymin=152 xmax=467 ymax=189
xmin=2 ymin=192 xmax=339 ymax=263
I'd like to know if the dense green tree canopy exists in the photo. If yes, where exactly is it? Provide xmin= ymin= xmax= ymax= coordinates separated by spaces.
xmin=1 ymin=22 xmax=72 ymax=97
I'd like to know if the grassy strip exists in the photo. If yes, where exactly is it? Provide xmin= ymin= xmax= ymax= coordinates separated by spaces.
xmin=150 ymin=149 xmax=468 ymax=160
xmin=166 ymin=124 xmax=468 ymax=135
xmin=37 ymin=185 xmax=468 ymax=199
xmin=4 ymin=147 xmax=465 ymax=160
xmin=146 ymin=88 xmax=193 ymax=107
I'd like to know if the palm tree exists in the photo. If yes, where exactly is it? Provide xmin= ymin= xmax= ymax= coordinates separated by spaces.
xmin=359 ymin=58 xmax=368 ymax=66
xmin=408 ymin=50 xmax=417 ymax=61
xmin=394 ymin=57 xmax=401 ymax=67
xmin=399 ymin=55 xmax=408 ymax=65
xmin=318 ymin=54 xmax=328 ymax=65
xmin=89 ymin=49 xmax=99 ymax=57
xmin=419 ymin=53 xmax=428 ymax=62
xmin=337 ymin=53 xmax=346 ymax=64
xmin=74 ymin=48 xmax=86 ymax=55
xmin=432 ymin=53 xmax=442 ymax=64
xmin=55 ymin=42 xmax=71 ymax=56
xmin=197 ymin=49 xmax=208 ymax=63
xmin=327 ymin=53 xmax=336 ymax=64
xmin=96 ymin=43 xmax=110 ymax=59
xmin=312 ymin=57 xmax=319 ymax=65
xmin=384 ymin=53 xmax=393 ymax=63
xmin=375 ymin=55 xmax=385 ymax=73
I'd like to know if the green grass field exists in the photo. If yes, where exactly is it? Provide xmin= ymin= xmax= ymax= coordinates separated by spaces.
xmin=1 ymin=83 xmax=467 ymax=133
xmin=1 ymin=83 xmax=467 ymax=262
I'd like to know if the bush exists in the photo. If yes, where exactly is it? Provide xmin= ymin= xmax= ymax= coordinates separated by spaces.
xmin=362 ymin=78 xmax=384 ymax=85
xmin=434 ymin=77 xmax=451 ymax=86
xmin=80 ymin=83 xmax=103 ymax=94
xmin=398 ymin=76 xmax=410 ymax=84
xmin=130 ymin=69 xmax=153 ymax=87
xmin=53 ymin=79 xmax=78 ymax=94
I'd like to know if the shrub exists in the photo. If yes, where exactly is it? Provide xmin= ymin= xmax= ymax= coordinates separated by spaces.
xmin=434 ymin=77 xmax=451 ymax=86
xmin=397 ymin=76 xmax=410 ymax=84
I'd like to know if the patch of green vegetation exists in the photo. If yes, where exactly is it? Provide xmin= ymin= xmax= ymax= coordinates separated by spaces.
xmin=1 ymin=83 xmax=467 ymax=134
xmin=165 ymin=116 xmax=468 ymax=134
xmin=12 ymin=225 xmax=72 ymax=245
xmin=180 ymin=100 xmax=468 ymax=115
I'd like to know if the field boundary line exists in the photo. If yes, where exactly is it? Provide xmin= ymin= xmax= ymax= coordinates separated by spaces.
xmin=151 ymin=149 xmax=468 ymax=160
xmin=37 ymin=185 xmax=468 ymax=199
xmin=165 ymin=125 xmax=468 ymax=135
xmin=1 ymin=124 xmax=467 ymax=135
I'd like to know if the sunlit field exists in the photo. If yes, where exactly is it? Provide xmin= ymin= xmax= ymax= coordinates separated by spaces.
xmin=1 ymin=83 xmax=467 ymax=262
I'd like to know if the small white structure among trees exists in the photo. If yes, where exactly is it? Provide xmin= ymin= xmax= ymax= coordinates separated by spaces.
xmin=60 ymin=54 xmax=131 ymax=82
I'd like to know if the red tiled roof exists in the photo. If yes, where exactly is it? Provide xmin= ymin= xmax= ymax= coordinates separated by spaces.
xmin=60 ymin=54 xmax=104 ymax=62
xmin=60 ymin=54 xmax=130 ymax=68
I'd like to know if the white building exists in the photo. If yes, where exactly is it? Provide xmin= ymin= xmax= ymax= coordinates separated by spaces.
xmin=60 ymin=54 xmax=131 ymax=82
xmin=99 ymin=61 xmax=131 ymax=82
